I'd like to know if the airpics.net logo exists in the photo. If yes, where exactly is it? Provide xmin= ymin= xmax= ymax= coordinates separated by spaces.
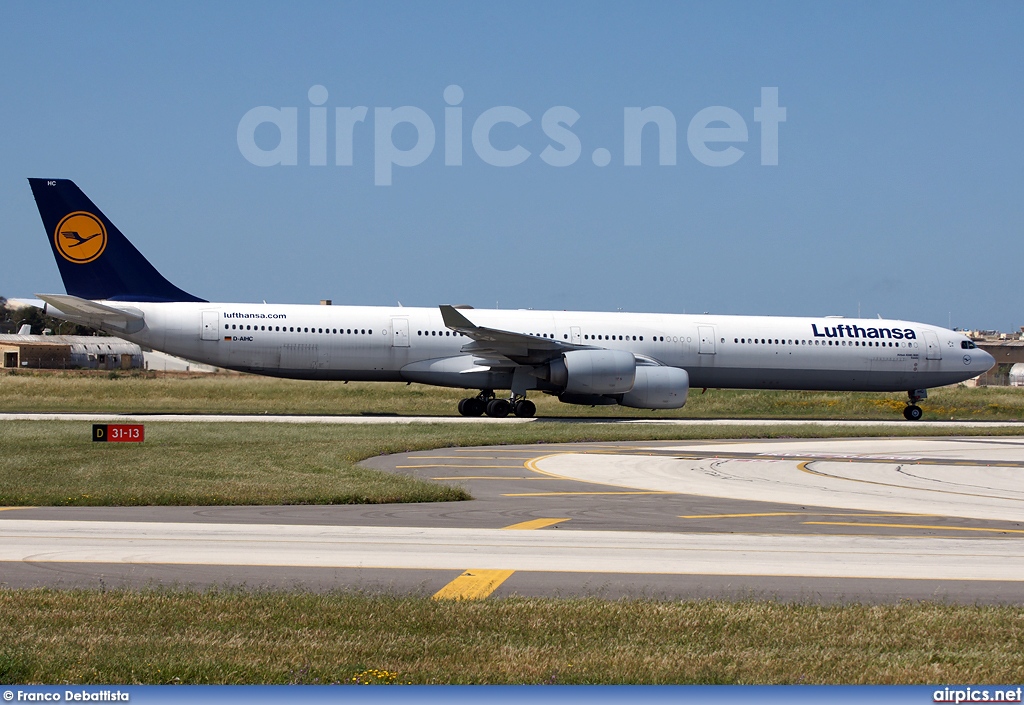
xmin=236 ymin=85 xmax=786 ymax=186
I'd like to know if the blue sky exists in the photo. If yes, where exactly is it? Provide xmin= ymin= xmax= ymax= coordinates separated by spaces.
xmin=2 ymin=2 xmax=1021 ymax=330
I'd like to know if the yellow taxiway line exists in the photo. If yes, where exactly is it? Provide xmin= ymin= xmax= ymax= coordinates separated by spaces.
xmin=505 ymin=491 xmax=674 ymax=497
xmin=408 ymin=456 xmax=538 ymax=460
xmin=680 ymin=512 xmax=936 ymax=519
xmin=431 ymin=518 xmax=569 ymax=600
xmin=397 ymin=464 xmax=526 ymax=469
xmin=431 ymin=569 xmax=516 ymax=601
xmin=501 ymin=518 xmax=570 ymax=531
xmin=432 ymin=476 xmax=562 ymax=481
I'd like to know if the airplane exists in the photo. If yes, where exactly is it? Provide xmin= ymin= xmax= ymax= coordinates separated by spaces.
xmin=20 ymin=178 xmax=994 ymax=421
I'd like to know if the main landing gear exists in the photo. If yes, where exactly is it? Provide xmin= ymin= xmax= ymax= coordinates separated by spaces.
xmin=457 ymin=390 xmax=536 ymax=418
xmin=903 ymin=389 xmax=927 ymax=421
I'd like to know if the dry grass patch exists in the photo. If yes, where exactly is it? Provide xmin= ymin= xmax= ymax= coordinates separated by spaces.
xmin=1 ymin=590 xmax=1022 ymax=684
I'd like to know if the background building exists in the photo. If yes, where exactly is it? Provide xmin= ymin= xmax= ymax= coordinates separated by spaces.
xmin=0 ymin=332 xmax=143 ymax=370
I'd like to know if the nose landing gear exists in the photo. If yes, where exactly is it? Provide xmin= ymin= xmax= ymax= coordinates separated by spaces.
xmin=903 ymin=405 xmax=923 ymax=421
xmin=903 ymin=389 xmax=927 ymax=421
xmin=457 ymin=390 xmax=536 ymax=418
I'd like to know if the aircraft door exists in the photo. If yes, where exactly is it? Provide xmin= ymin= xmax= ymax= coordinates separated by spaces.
xmin=201 ymin=310 xmax=219 ymax=341
xmin=392 ymin=318 xmax=410 ymax=347
xmin=924 ymin=330 xmax=941 ymax=360
xmin=570 ymin=326 xmax=582 ymax=345
xmin=698 ymin=326 xmax=716 ymax=354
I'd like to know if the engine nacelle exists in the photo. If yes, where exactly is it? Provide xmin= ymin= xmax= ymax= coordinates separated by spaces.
xmin=618 ymin=366 xmax=689 ymax=409
xmin=548 ymin=349 xmax=636 ymax=395
xmin=557 ymin=393 xmax=620 ymax=406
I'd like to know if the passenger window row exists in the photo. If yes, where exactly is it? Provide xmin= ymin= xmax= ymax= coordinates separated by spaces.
xmin=581 ymin=334 xmax=644 ymax=341
xmin=226 ymin=324 xmax=373 ymax=334
xmin=222 ymin=323 xmax=930 ymax=351
xmin=733 ymin=337 xmax=915 ymax=348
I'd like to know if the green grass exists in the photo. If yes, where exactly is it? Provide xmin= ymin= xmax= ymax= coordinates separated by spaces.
xmin=1 ymin=420 xmax=1022 ymax=507
xmin=0 ymin=422 xmax=471 ymax=505
xmin=1 ymin=590 xmax=1022 ymax=684
xmin=3 ymin=370 xmax=1024 ymax=419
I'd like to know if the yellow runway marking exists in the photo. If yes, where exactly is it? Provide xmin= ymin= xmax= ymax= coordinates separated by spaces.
xmin=454 ymin=448 xmax=561 ymax=452
xmin=805 ymin=521 xmax=1024 ymax=535
xmin=431 ymin=570 xmax=515 ymax=600
xmin=501 ymin=518 xmax=570 ymax=531
xmin=0 ymin=507 xmax=32 ymax=512
xmin=432 ymin=517 xmax=568 ymax=600
xmin=680 ymin=512 xmax=936 ymax=519
xmin=523 ymin=454 xmax=569 ymax=478
xmin=504 ymin=491 xmax=674 ymax=497
xmin=397 ymin=464 xmax=526 ymax=469
xmin=408 ymin=456 xmax=535 ymax=460
xmin=432 ymin=476 xmax=562 ymax=481
xmin=522 ymin=454 xmax=681 ymax=495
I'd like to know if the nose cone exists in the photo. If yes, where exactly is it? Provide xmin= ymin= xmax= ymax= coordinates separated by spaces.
xmin=975 ymin=348 xmax=995 ymax=373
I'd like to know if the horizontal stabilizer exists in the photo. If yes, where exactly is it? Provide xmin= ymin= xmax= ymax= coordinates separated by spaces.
xmin=36 ymin=293 xmax=145 ymax=334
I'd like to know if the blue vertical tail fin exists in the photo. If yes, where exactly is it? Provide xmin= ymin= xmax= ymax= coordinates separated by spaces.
xmin=29 ymin=178 xmax=205 ymax=302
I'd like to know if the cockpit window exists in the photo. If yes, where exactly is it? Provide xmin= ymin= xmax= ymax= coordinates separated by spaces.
xmin=961 ymin=340 xmax=976 ymax=349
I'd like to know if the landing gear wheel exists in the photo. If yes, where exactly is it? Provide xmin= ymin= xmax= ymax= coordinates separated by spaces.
xmin=458 ymin=398 xmax=485 ymax=417
xmin=903 ymin=404 xmax=923 ymax=421
xmin=513 ymin=399 xmax=537 ymax=418
xmin=485 ymin=398 xmax=511 ymax=418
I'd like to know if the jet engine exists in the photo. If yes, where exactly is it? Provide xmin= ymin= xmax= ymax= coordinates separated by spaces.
xmin=547 ymin=349 xmax=636 ymax=395
xmin=618 ymin=366 xmax=689 ymax=409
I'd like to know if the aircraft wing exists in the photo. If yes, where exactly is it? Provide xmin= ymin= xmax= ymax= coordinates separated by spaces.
xmin=36 ymin=293 xmax=145 ymax=333
xmin=439 ymin=304 xmax=582 ymax=365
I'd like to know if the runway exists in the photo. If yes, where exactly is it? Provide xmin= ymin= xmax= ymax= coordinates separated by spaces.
xmin=2 ymin=519 xmax=1020 ymax=579
xmin=3 ymin=433 xmax=1024 ymax=603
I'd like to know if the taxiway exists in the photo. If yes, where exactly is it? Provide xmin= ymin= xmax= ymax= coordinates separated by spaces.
xmin=2 ymin=430 xmax=1023 ymax=602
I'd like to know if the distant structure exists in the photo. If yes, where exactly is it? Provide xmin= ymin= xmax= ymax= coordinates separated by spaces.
xmin=0 ymin=331 xmax=226 ymax=373
xmin=967 ymin=328 xmax=1024 ymax=386
xmin=0 ymin=331 xmax=143 ymax=370
xmin=1010 ymin=363 xmax=1024 ymax=388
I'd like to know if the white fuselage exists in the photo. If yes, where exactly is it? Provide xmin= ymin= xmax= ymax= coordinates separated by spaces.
xmin=85 ymin=301 xmax=992 ymax=394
